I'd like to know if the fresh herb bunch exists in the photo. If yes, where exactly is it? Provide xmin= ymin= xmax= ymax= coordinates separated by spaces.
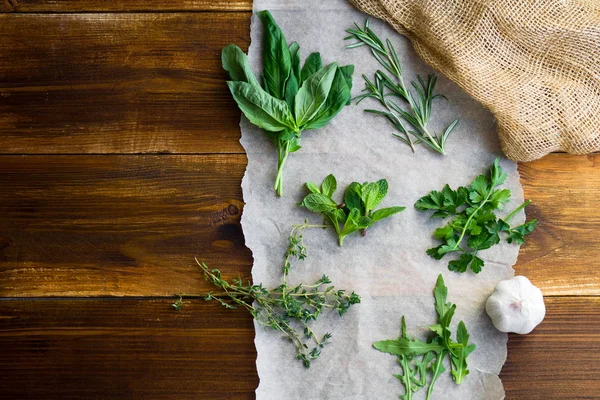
xmin=175 ymin=222 xmax=360 ymax=368
xmin=222 ymin=10 xmax=354 ymax=196
xmin=415 ymin=158 xmax=538 ymax=273
xmin=374 ymin=274 xmax=476 ymax=400
xmin=300 ymin=174 xmax=405 ymax=246
xmin=345 ymin=20 xmax=458 ymax=155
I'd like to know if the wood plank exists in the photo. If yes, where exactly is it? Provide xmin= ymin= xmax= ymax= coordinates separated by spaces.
xmin=0 ymin=155 xmax=252 ymax=297
xmin=1 ymin=0 xmax=252 ymax=12
xmin=517 ymin=153 xmax=600 ymax=296
xmin=0 ymin=296 xmax=595 ymax=399
xmin=1 ymin=153 xmax=599 ymax=297
xmin=0 ymin=13 xmax=249 ymax=154
xmin=501 ymin=296 xmax=600 ymax=399
xmin=0 ymin=298 xmax=257 ymax=400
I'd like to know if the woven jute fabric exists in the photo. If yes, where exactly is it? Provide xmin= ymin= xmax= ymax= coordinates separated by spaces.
xmin=349 ymin=0 xmax=600 ymax=161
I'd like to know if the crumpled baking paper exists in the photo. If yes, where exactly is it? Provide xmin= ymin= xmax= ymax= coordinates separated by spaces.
xmin=240 ymin=1 xmax=524 ymax=398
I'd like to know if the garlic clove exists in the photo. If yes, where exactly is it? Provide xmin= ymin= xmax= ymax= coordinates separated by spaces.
xmin=485 ymin=275 xmax=545 ymax=334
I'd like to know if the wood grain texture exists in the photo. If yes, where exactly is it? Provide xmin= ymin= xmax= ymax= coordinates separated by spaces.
xmin=0 ymin=155 xmax=252 ymax=297
xmin=501 ymin=296 xmax=600 ymax=399
xmin=0 ymin=13 xmax=249 ymax=154
xmin=0 ymin=296 xmax=596 ymax=399
xmin=517 ymin=153 xmax=600 ymax=296
xmin=0 ymin=298 xmax=257 ymax=400
xmin=1 ymin=0 xmax=252 ymax=12
xmin=1 ymin=153 xmax=598 ymax=297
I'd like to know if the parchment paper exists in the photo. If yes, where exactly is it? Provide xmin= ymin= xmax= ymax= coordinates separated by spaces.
xmin=240 ymin=1 xmax=525 ymax=398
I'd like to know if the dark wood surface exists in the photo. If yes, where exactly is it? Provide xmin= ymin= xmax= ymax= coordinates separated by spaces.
xmin=0 ymin=2 xmax=598 ymax=399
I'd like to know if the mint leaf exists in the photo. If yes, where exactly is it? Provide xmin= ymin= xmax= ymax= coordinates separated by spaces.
xmin=301 ymin=193 xmax=337 ymax=213
xmin=371 ymin=206 xmax=406 ymax=223
xmin=321 ymin=174 xmax=337 ymax=197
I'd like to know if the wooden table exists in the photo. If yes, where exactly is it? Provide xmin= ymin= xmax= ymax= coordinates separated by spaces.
xmin=0 ymin=2 xmax=598 ymax=399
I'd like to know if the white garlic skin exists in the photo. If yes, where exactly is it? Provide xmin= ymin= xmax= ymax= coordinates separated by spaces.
xmin=485 ymin=276 xmax=545 ymax=334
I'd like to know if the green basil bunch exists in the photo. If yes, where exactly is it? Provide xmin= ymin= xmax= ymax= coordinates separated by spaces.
xmin=222 ymin=10 xmax=354 ymax=196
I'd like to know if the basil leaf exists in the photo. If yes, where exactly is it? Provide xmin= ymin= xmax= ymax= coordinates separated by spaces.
xmin=284 ymin=42 xmax=301 ymax=108
xmin=258 ymin=10 xmax=292 ymax=100
xmin=301 ymin=52 xmax=323 ymax=83
xmin=221 ymin=44 xmax=260 ymax=87
xmin=294 ymin=62 xmax=338 ymax=128
xmin=226 ymin=81 xmax=295 ymax=132
xmin=304 ymin=65 xmax=354 ymax=130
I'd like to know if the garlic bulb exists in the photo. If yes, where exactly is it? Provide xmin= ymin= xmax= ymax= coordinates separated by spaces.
xmin=485 ymin=276 xmax=545 ymax=334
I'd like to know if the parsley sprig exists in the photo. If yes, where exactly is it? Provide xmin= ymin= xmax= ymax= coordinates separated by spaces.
xmin=175 ymin=222 xmax=360 ymax=368
xmin=415 ymin=158 xmax=538 ymax=273
xmin=300 ymin=174 xmax=405 ymax=245
xmin=345 ymin=20 xmax=459 ymax=155
xmin=374 ymin=274 xmax=476 ymax=399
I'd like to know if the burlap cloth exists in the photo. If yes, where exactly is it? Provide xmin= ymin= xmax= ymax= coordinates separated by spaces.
xmin=349 ymin=0 xmax=600 ymax=161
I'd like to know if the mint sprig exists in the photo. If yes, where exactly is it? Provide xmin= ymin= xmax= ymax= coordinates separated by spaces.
xmin=300 ymin=174 xmax=405 ymax=245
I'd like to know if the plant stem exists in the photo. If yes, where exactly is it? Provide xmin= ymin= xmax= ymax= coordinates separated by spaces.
xmin=274 ymin=140 xmax=290 ymax=197
xmin=426 ymin=350 xmax=446 ymax=400
xmin=504 ymin=200 xmax=531 ymax=222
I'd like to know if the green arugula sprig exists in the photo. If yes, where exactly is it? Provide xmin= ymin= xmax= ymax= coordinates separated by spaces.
xmin=415 ymin=158 xmax=538 ymax=273
xmin=374 ymin=274 xmax=476 ymax=400
xmin=222 ymin=10 xmax=354 ymax=196
xmin=300 ymin=174 xmax=405 ymax=246
xmin=175 ymin=222 xmax=360 ymax=368
xmin=345 ymin=20 xmax=458 ymax=155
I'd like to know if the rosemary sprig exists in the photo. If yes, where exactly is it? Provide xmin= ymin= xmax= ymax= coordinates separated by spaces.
xmin=174 ymin=221 xmax=360 ymax=368
xmin=345 ymin=20 xmax=459 ymax=155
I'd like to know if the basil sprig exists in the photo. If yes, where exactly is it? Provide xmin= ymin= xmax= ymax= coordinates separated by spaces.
xmin=222 ymin=10 xmax=354 ymax=196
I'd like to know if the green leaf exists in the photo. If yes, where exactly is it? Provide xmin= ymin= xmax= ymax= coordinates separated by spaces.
xmin=469 ymin=256 xmax=484 ymax=273
xmin=226 ymin=81 xmax=295 ymax=132
xmin=469 ymin=175 xmax=490 ymax=204
xmin=451 ymin=321 xmax=476 ymax=384
xmin=490 ymin=189 xmax=511 ymax=209
xmin=284 ymin=42 xmax=301 ymax=109
xmin=490 ymin=157 xmax=507 ymax=186
xmin=258 ymin=10 xmax=292 ymax=100
xmin=467 ymin=232 xmax=498 ymax=251
xmin=321 ymin=174 xmax=337 ymax=197
xmin=341 ymin=208 xmax=371 ymax=237
xmin=448 ymin=253 xmax=473 ymax=273
xmin=300 ymin=52 xmax=323 ymax=83
xmin=361 ymin=181 xmax=381 ymax=212
xmin=433 ymin=274 xmax=452 ymax=319
xmin=221 ymin=44 xmax=260 ymax=87
xmin=306 ymin=182 xmax=320 ymax=194
xmin=344 ymin=182 xmax=364 ymax=214
xmin=301 ymin=193 xmax=337 ymax=213
xmin=508 ymin=219 xmax=538 ymax=244
xmin=371 ymin=206 xmax=405 ymax=223
xmin=433 ymin=225 xmax=454 ymax=240
xmin=338 ymin=65 xmax=355 ymax=105
xmin=373 ymin=338 xmax=444 ymax=357
xmin=304 ymin=65 xmax=354 ymax=130
xmin=294 ymin=63 xmax=338 ymax=128
xmin=427 ymin=245 xmax=445 ymax=260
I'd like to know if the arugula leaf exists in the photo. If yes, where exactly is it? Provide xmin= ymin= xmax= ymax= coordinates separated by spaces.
xmin=374 ymin=274 xmax=476 ymax=399
xmin=415 ymin=158 xmax=537 ymax=273
xmin=301 ymin=174 xmax=404 ymax=246
xmin=294 ymin=62 xmax=338 ymax=128
xmin=258 ymin=10 xmax=292 ymax=100
xmin=226 ymin=81 xmax=296 ymax=132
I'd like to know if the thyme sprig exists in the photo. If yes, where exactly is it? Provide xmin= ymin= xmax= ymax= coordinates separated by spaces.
xmin=345 ymin=20 xmax=459 ymax=155
xmin=174 ymin=222 xmax=360 ymax=368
